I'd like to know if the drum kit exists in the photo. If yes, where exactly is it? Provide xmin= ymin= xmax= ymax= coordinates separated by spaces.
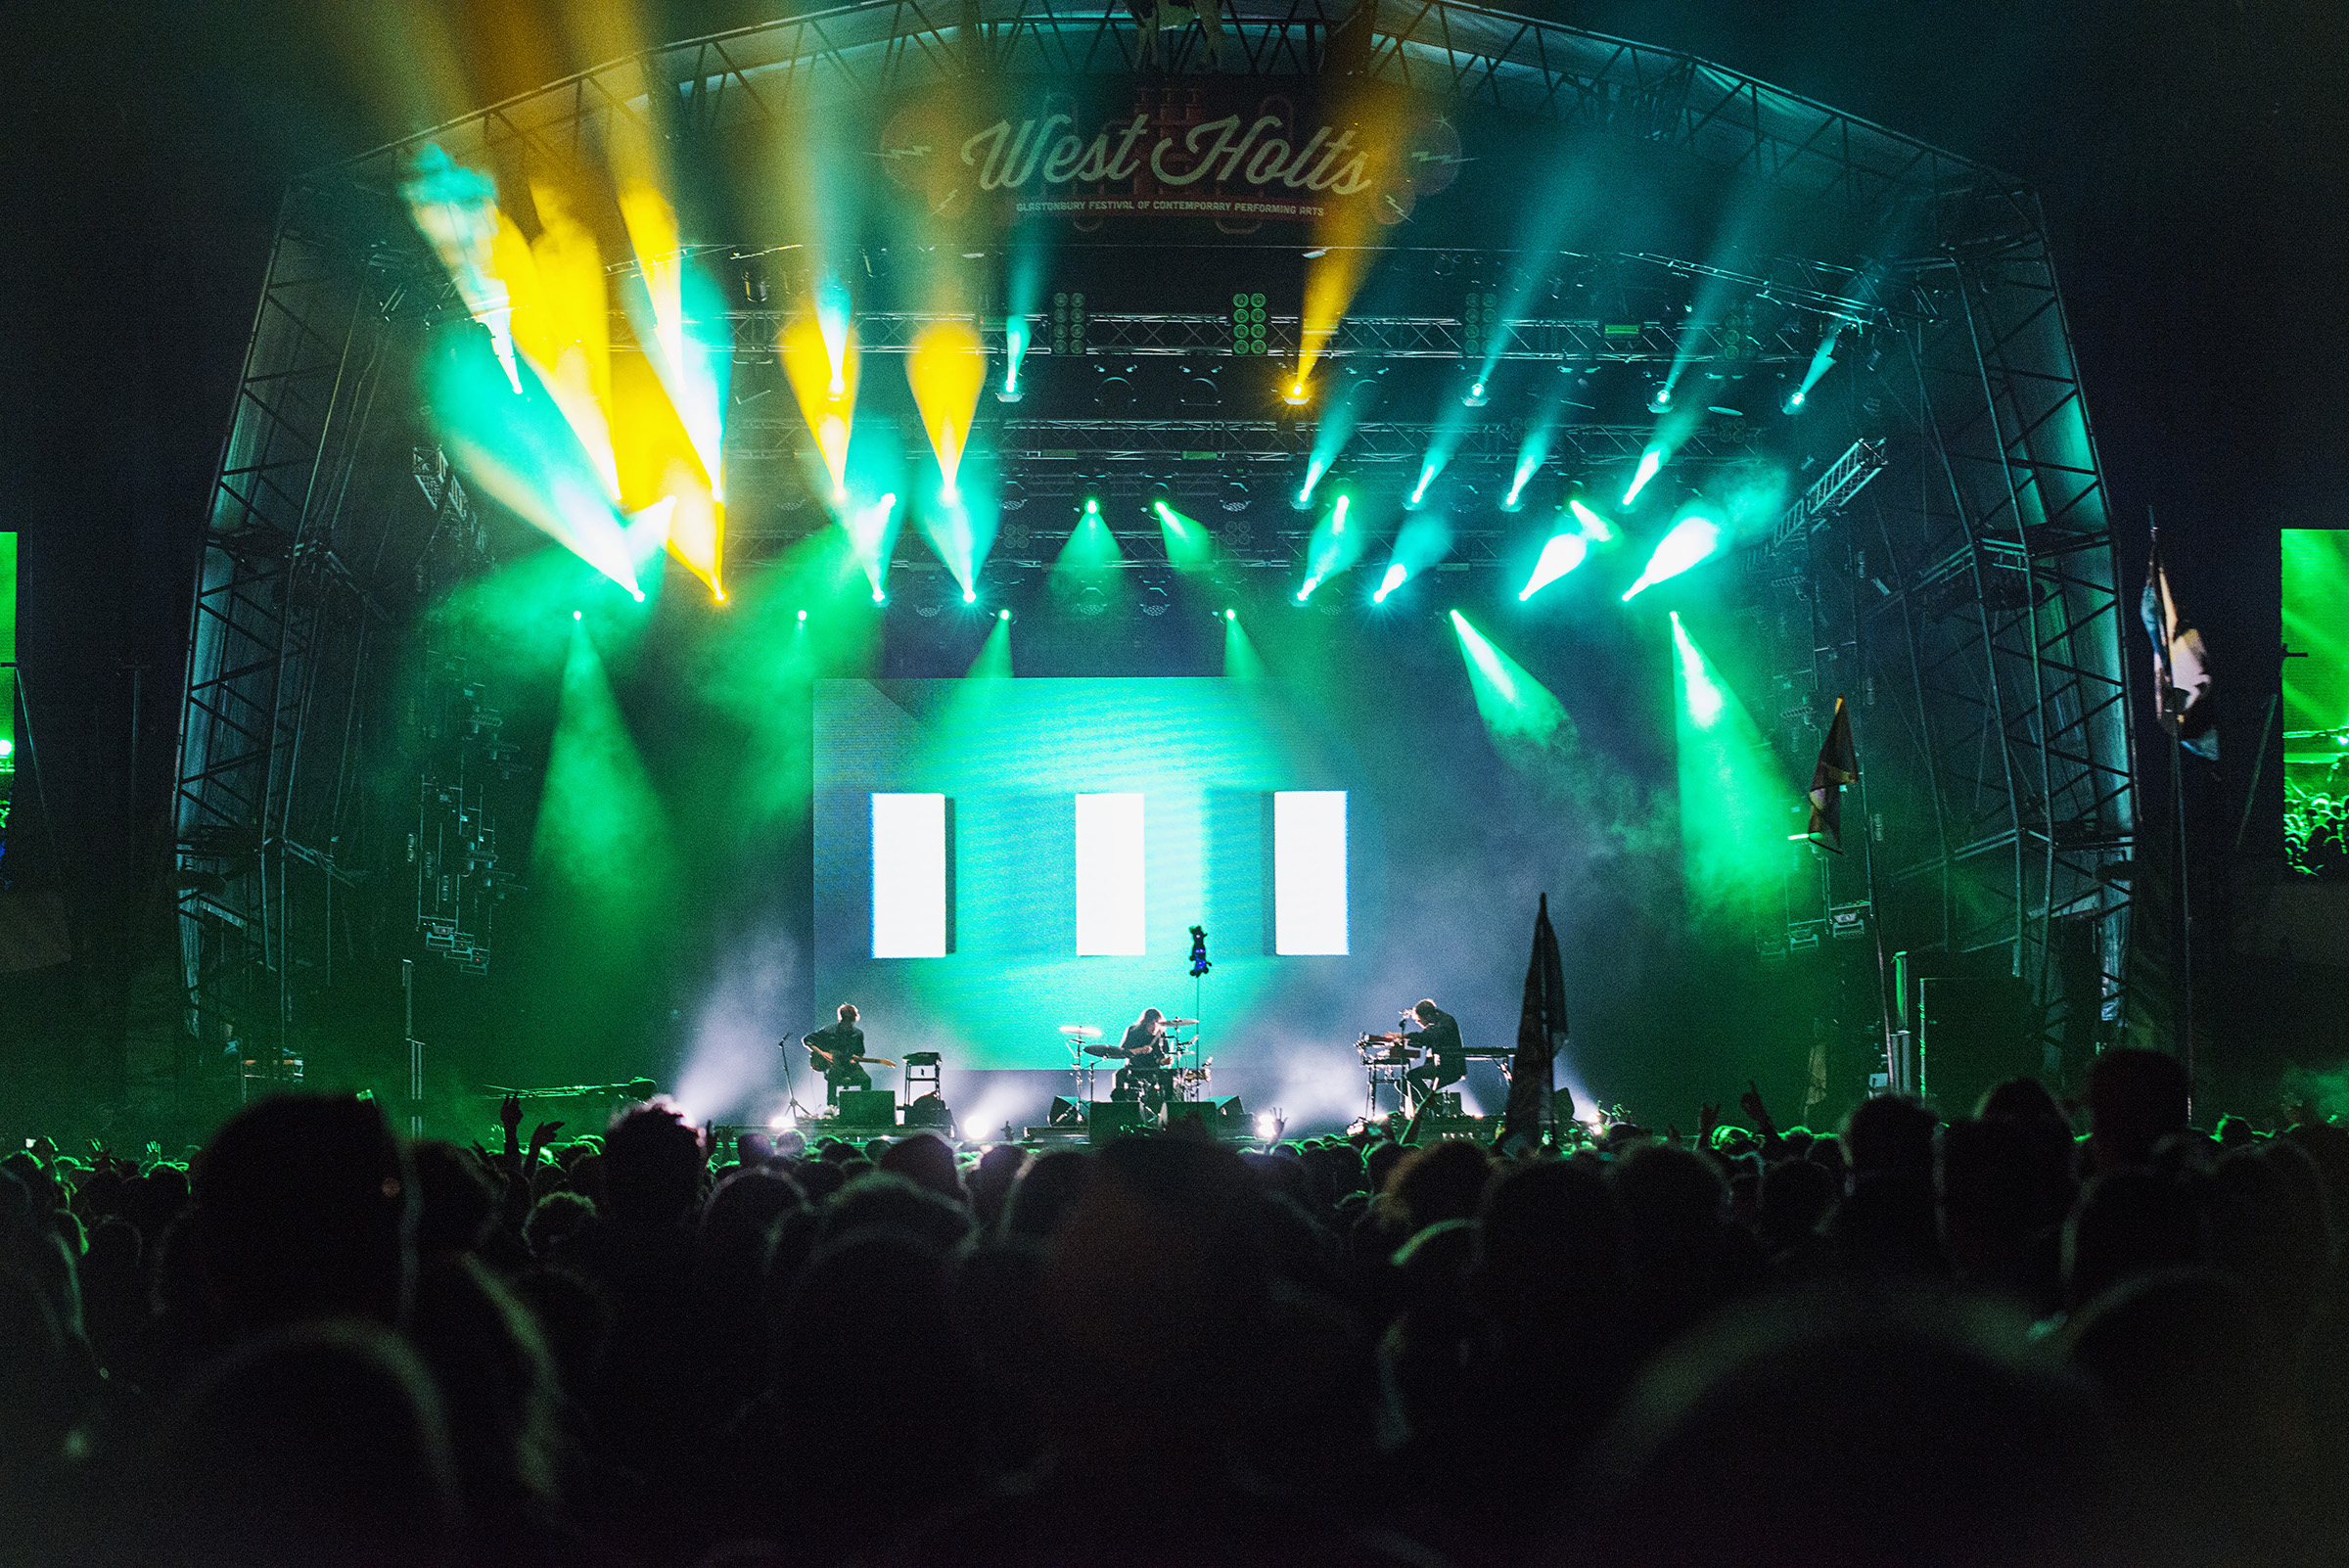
xmin=1059 ymin=1018 xmax=1208 ymax=1115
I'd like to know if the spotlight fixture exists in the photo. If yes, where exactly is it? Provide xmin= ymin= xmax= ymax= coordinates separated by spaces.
xmin=962 ymin=588 xmax=977 ymax=604
xmin=998 ymin=608 xmax=1011 ymax=622
xmin=1648 ymin=384 xmax=1673 ymax=414
xmin=1462 ymin=380 xmax=1489 ymax=408
xmin=572 ymin=610 xmax=582 ymax=622
xmin=1784 ymin=390 xmax=1807 ymax=413
xmin=797 ymin=609 xmax=808 ymax=623
xmin=872 ymin=586 xmax=887 ymax=604
xmin=1281 ymin=379 xmax=1310 ymax=406
xmin=1223 ymin=608 xmax=1237 ymax=621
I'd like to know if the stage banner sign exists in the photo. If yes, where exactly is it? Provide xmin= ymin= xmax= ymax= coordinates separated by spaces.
xmin=876 ymin=82 xmax=1464 ymax=229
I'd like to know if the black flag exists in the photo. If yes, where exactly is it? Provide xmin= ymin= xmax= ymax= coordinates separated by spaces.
xmin=1499 ymin=894 xmax=1569 ymax=1147
xmin=1803 ymin=696 xmax=1860 ymax=854
xmin=2143 ymin=530 xmax=2217 ymax=761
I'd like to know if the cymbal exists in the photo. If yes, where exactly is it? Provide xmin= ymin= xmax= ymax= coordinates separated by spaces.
xmin=1059 ymin=1025 xmax=1103 ymax=1038
xmin=1164 ymin=1018 xmax=1199 ymax=1027
xmin=1082 ymin=1043 xmax=1126 ymax=1059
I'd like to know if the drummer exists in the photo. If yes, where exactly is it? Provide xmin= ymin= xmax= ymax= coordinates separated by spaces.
xmin=1112 ymin=1007 xmax=1176 ymax=1114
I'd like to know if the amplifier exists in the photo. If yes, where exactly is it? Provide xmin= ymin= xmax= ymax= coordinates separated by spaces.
xmin=835 ymin=1089 xmax=897 ymax=1130
xmin=902 ymin=1092 xmax=952 ymax=1130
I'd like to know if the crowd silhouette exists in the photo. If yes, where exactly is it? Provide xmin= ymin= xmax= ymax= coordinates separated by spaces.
xmin=4 ymin=1046 xmax=2347 ymax=1565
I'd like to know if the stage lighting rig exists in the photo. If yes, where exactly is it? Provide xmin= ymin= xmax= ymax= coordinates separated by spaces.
xmin=1231 ymin=293 xmax=1268 ymax=356
xmin=1051 ymin=292 xmax=1086 ymax=356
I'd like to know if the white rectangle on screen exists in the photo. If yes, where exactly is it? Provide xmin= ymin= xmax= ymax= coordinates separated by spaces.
xmin=1273 ymin=791 xmax=1349 ymax=954
xmin=871 ymin=793 xmax=948 ymax=957
xmin=1074 ymin=792 xmax=1146 ymax=955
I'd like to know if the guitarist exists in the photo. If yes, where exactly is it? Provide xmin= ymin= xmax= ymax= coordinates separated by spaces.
xmin=801 ymin=1003 xmax=872 ymax=1105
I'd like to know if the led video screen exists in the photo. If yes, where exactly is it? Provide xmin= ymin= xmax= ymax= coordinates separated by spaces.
xmin=2285 ymin=529 xmax=2349 ymax=878
xmin=815 ymin=677 xmax=1366 ymax=1069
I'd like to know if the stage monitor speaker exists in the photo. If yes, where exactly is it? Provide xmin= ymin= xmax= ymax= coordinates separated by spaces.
xmin=1163 ymin=1096 xmax=1245 ymax=1132
xmin=1048 ymin=1096 xmax=1084 ymax=1128
xmin=1425 ymin=1090 xmax=1463 ymax=1118
xmin=1087 ymin=1101 xmax=1153 ymax=1145
xmin=1917 ymin=975 xmax=2036 ymax=1119
xmin=903 ymin=1092 xmax=952 ymax=1130
xmin=835 ymin=1089 xmax=898 ymax=1130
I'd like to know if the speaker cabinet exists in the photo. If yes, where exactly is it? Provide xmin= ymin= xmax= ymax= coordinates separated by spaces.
xmin=1086 ymin=1100 xmax=1153 ymax=1145
xmin=835 ymin=1089 xmax=898 ymax=1130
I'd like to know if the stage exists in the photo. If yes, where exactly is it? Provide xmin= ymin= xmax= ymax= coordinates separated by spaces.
xmin=29 ymin=0 xmax=2147 ymax=1148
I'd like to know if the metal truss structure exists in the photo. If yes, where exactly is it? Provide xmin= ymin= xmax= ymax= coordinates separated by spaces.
xmin=716 ymin=308 xmax=1821 ymax=365
xmin=169 ymin=0 xmax=2136 ymax=1084
xmin=725 ymin=414 xmax=1756 ymax=469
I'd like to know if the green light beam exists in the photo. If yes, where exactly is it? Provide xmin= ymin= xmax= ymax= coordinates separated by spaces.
xmin=1622 ymin=514 xmax=1722 ymax=600
xmin=1670 ymin=611 xmax=1793 ymax=920
xmin=1154 ymin=500 xmax=1215 ymax=573
xmin=1519 ymin=532 xmax=1589 ymax=601
xmin=533 ymin=623 xmax=676 ymax=922
xmin=966 ymin=615 xmax=1014 ymax=678
xmin=1222 ymin=612 xmax=1267 ymax=680
xmin=1449 ymin=611 xmax=1564 ymax=746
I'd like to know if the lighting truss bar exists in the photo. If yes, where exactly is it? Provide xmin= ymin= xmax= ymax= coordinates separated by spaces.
xmin=726 ymin=418 xmax=1759 ymax=465
xmin=1771 ymin=437 xmax=1888 ymax=548
xmin=707 ymin=309 xmax=1821 ymax=364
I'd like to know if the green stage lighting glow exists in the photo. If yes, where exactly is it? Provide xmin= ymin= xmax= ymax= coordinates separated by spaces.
xmin=1569 ymin=498 xmax=1616 ymax=542
xmin=1449 ymin=611 xmax=1564 ymax=745
xmin=961 ymin=588 xmax=976 ymax=604
xmin=1154 ymin=499 xmax=1215 ymax=574
xmin=1669 ymin=612 xmax=1723 ymax=728
xmin=1669 ymin=612 xmax=1792 ymax=918
xmin=1223 ymin=614 xmax=1266 ymax=678
xmin=1082 ymin=495 xmax=1101 ymax=516
xmin=1518 ymin=532 xmax=1589 ymax=601
xmin=1409 ymin=457 xmax=1441 ymax=507
xmin=1374 ymin=563 xmax=1406 ymax=603
xmin=1054 ymin=507 xmax=1122 ymax=573
xmin=1003 ymin=315 xmax=1030 ymax=395
xmin=1622 ymin=448 xmax=1664 ymax=506
xmin=534 ymin=623 xmax=676 ymax=923
xmin=1784 ymin=327 xmax=1841 ymax=415
xmin=1622 ymin=515 xmax=1722 ymax=600
xmin=798 ymin=609 xmax=808 ymax=623
xmin=966 ymin=615 xmax=1014 ymax=678
xmin=1504 ymin=455 xmax=1539 ymax=510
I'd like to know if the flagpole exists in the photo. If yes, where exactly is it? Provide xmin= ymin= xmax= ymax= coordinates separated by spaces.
xmin=1853 ymin=726 xmax=1898 ymax=1092
xmin=2171 ymin=715 xmax=2193 ymax=1117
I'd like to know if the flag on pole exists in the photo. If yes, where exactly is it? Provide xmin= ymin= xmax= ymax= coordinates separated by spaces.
xmin=2143 ymin=531 xmax=2217 ymax=761
xmin=1802 ymin=696 xmax=1859 ymax=854
xmin=1498 ymin=894 xmax=1568 ymax=1148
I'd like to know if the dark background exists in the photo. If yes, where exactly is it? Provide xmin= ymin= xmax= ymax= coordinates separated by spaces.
xmin=8 ymin=0 xmax=2344 ymax=1116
